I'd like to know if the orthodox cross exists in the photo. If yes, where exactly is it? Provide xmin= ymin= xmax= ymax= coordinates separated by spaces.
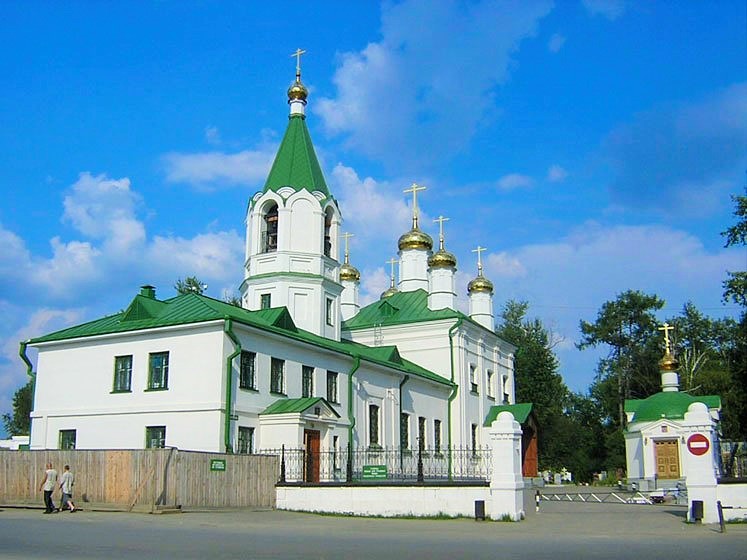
xmin=472 ymin=245 xmax=487 ymax=275
xmin=341 ymin=232 xmax=354 ymax=263
xmin=291 ymin=48 xmax=307 ymax=79
xmin=658 ymin=322 xmax=674 ymax=355
xmin=403 ymin=183 xmax=426 ymax=229
xmin=387 ymin=257 xmax=398 ymax=288
xmin=434 ymin=216 xmax=449 ymax=250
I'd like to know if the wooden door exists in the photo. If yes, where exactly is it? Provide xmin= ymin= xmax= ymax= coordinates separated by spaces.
xmin=655 ymin=439 xmax=680 ymax=479
xmin=304 ymin=430 xmax=320 ymax=483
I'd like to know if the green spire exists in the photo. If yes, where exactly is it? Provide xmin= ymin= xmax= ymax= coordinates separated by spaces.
xmin=262 ymin=115 xmax=330 ymax=198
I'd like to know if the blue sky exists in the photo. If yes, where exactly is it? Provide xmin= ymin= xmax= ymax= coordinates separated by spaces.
xmin=1 ymin=1 xmax=745 ymax=433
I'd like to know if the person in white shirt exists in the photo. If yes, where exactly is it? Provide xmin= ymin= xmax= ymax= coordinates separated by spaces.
xmin=59 ymin=465 xmax=77 ymax=512
xmin=38 ymin=463 xmax=58 ymax=514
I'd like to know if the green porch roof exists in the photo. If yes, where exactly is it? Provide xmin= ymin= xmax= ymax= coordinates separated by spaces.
xmin=484 ymin=403 xmax=534 ymax=426
xmin=29 ymin=289 xmax=451 ymax=388
xmin=262 ymin=114 xmax=330 ymax=198
xmin=261 ymin=397 xmax=340 ymax=418
xmin=625 ymin=391 xmax=721 ymax=424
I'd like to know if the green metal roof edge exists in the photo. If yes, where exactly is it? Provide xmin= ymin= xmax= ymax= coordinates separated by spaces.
xmin=260 ymin=397 xmax=340 ymax=418
xmin=626 ymin=392 xmax=722 ymax=423
xmin=483 ymin=403 xmax=534 ymax=426
xmin=262 ymin=114 xmax=330 ymax=198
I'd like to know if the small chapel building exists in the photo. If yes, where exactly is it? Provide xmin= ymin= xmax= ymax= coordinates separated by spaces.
xmin=23 ymin=59 xmax=535 ymax=479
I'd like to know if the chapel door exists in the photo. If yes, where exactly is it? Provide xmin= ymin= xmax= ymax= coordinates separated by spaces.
xmin=304 ymin=430 xmax=321 ymax=483
xmin=655 ymin=439 xmax=680 ymax=479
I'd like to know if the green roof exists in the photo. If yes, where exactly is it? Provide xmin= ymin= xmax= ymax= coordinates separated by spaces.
xmin=625 ymin=391 xmax=721 ymax=423
xmin=484 ymin=403 xmax=534 ymax=426
xmin=263 ymin=114 xmax=330 ymax=198
xmin=343 ymin=289 xmax=467 ymax=330
xmin=261 ymin=397 xmax=340 ymax=418
xmin=29 ymin=290 xmax=451 ymax=388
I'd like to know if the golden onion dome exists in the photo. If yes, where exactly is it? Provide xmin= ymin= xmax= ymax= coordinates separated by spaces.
xmin=428 ymin=249 xmax=457 ymax=269
xmin=398 ymin=228 xmax=433 ymax=251
xmin=339 ymin=262 xmax=361 ymax=282
xmin=467 ymin=275 xmax=494 ymax=295
xmin=287 ymin=79 xmax=308 ymax=102
xmin=380 ymin=286 xmax=399 ymax=299
xmin=658 ymin=351 xmax=679 ymax=372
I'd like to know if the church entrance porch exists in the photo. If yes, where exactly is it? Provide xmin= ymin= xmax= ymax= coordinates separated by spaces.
xmin=655 ymin=439 xmax=681 ymax=479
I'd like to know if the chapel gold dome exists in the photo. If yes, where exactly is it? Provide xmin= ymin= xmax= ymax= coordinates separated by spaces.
xmin=380 ymin=286 xmax=399 ymax=299
xmin=339 ymin=262 xmax=361 ymax=282
xmin=428 ymin=249 xmax=457 ymax=269
xmin=467 ymin=275 xmax=494 ymax=295
xmin=398 ymin=228 xmax=433 ymax=251
xmin=658 ymin=352 xmax=679 ymax=372
xmin=287 ymin=80 xmax=308 ymax=102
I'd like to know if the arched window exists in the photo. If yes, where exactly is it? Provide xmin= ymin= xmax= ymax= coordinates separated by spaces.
xmin=323 ymin=207 xmax=333 ymax=257
xmin=262 ymin=203 xmax=278 ymax=253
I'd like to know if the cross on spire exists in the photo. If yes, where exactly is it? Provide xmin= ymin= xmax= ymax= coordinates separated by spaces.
xmin=433 ymin=216 xmax=449 ymax=251
xmin=658 ymin=322 xmax=675 ymax=355
xmin=387 ymin=257 xmax=398 ymax=288
xmin=403 ymin=183 xmax=426 ymax=229
xmin=341 ymin=232 xmax=354 ymax=264
xmin=291 ymin=48 xmax=307 ymax=80
xmin=472 ymin=246 xmax=487 ymax=275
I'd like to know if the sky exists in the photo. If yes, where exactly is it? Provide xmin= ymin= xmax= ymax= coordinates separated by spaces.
xmin=1 ymin=1 xmax=745 ymax=435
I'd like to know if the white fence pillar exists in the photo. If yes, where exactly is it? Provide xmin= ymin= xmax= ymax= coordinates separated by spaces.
xmin=681 ymin=402 xmax=719 ymax=523
xmin=488 ymin=411 xmax=525 ymax=521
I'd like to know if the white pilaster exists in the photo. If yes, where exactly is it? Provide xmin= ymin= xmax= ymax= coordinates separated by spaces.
xmin=399 ymin=249 xmax=430 ymax=292
xmin=340 ymin=279 xmax=360 ymax=321
xmin=469 ymin=292 xmax=494 ymax=330
xmin=428 ymin=267 xmax=456 ymax=310
xmin=488 ymin=411 xmax=525 ymax=521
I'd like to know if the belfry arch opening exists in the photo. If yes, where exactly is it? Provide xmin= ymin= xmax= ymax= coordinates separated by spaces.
xmin=323 ymin=207 xmax=334 ymax=258
xmin=262 ymin=203 xmax=279 ymax=253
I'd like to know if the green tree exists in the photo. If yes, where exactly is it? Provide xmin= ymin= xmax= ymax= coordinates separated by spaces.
xmin=496 ymin=300 xmax=568 ymax=468
xmin=174 ymin=276 xmax=207 ymax=295
xmin=578 ymin=290 xmax=665 ymax=429
xmin=2 ymin=379 xmax=33 ymax=435
xmin=722 ymin=194 xmax=747 ymax=307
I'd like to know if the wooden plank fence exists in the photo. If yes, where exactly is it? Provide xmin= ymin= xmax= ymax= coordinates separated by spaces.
xmin=0 ymin=449 xmax=278 ymax=511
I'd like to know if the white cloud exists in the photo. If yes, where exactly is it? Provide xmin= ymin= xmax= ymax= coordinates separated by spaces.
xmin=487 ymin=252 xmax=527 ymax=278
xmin=163 ymin=148 xmax=276 ymax=189
xmin=548 ymin=33 xmax=566 ymax=53
xmin=205 ymin=126 xmax=221 ymax=145
xmin=547 ymin=164 xmax=568 ymax=182
xmin=582 ymin=0 xmax=626 ymax=20
xmin=147 ymin=231 xmax=244 ymax=280
xmin=359 ymin=267 xmax=390 ymax=307
xmin=497 ymin=173 xmax=534 ymax=191
xmin=316 ymin=0 xmax=553 ymax=170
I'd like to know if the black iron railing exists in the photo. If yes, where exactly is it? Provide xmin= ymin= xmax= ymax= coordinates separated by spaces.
xmin=262 ymin=445 xmax=492 ymax=483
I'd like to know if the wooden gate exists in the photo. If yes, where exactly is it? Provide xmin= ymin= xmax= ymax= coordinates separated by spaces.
xmin=655 ymin=439 xmax=680 ymax=479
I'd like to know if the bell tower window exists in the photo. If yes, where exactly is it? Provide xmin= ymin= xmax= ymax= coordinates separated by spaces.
xmin=323 ymin=208 xmax=333 ymax=257
xmin=262 ymin=203 xmax=279 ymax=253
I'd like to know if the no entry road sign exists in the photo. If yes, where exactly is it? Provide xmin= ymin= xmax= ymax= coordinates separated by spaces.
xmin=687 ymin=433 xmax=710 ymax=456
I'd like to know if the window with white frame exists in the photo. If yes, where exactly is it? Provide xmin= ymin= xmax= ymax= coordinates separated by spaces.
xmin=147 ymin=352 xmax=169 ymax=390
xmin=469 ymin=363 xmax=478 ymax=394
xmin=113 ymin=355 xmax=132 ymax=392
xmin=302 ymin=365 xmax=314 ymax=398
xmin=238 ymin=426 xmax=254 ymax=454
xmin=486 ymin=369 xmax=494 ymax=398
xmin=270 ymin=358 xmax=285 ymax=394
xmin=59 ymin=429 xmax=76 ymax=450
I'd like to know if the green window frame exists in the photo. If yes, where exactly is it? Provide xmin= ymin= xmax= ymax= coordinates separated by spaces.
xmin=238 ymin=426 xmax=254 ymax=454
xmin=302 ymin=365 xmax=314 ymax=398
xmin=326 ymin=371 xmax=338 ymax=403
xmin=59 ymin=429 xmax=76 ymax=450
xmin=145 ymin=426 xmax=166 ymax=449
xmin=270 ymin=358 xmax=285 ymax=394
xmin=113 ymin=355 xmax=132 ymax=392
xmin=147 ymin=352 xmax=169 ymax=390
xmin=240 ymin=351 xmax=256 ymax=390
xmin=260 ymin=293 xmax=272 ymax=310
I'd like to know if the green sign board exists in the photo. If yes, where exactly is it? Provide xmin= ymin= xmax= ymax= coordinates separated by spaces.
xmin=210 ymin=459 xmax=226 ymax=472
xmin=362 ymin=465 xmax=387 ymax=480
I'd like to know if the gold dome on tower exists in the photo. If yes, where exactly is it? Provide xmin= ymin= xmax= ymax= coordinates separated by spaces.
xmin=398 ymin=228 xmax=433 ymax=251
xmin=428 ymin=249 xmax=457 ymax=269
xmin=467 ymin=275 xmax=494 ymax=294
xmin=658 ymin=351 xmax=679 ymax=372
xmin=340 ymin=262 xmax=361 ymax=282
xmin=287 ymin=79 xmax=308 ymax=102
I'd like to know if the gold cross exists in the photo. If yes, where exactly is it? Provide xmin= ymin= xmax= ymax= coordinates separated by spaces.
xmin=433 ymin=216 xmax=449 ymax=250
xmin=290 ymin=48 xmax=307 ymax=79
xmin=341 ymin=232 xmax=354 ymax=263
xmin=658 ymin=322 xmax=674 ymax=354
xmin=387 ymin=257 xmax=398 ymax=287
xmin=472 ymin=246 xmax=487 ymax=274
xmin=403 ymin=183 xmax=426 ymax=229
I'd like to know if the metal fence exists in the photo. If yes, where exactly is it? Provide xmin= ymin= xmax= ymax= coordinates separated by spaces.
xmin=720 ymin=441 xmax=747 ymax=479
xmin=261 ymin=445 xmax=492 ymax=484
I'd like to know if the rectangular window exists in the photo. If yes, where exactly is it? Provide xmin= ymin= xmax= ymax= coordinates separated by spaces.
xmin=145 ymin=426 xmax=166 ymax=449
xmin=469 ymin=364 xmax=478 ymax=394
xmin=486 ymin=369 xmax=494 ymax=398
xmin=418 ymin=416 xmax=426 ymax=451
xmin=260 ymin=293 xmax=271 ymax=309
xmin=113 ymin=355 xmax=132 ymax=392
xmin=332 ymin=435 xmax=339 ymax=470
xmin=238 ymin=426 xmax=254 ymax=454
xmin=59 ymin=430 xmax=76 ymax=450
xmin=471 ymin=423 xmax=478 ymax=455
xmin=369 ymin=404 xmax=380 ymax=447
xmin=270 ymin=358 xmax=285 ymax=394
xmin=302 ymin=365 xmax=314 ymax=398
xmin=400 ymin=413 xmax=409 ymax=449
xmin=239 ymin=351 xmax=256 ymax=390
xmin=434 ymin=419 xmax=442 ymax=453
xmin=502 ymin=375 xmax=510 ymax=404
xmin=326 ymin=298 xmax=334 ymax=326
xmin=148 ymin=352 xmax=169 ymax=390
xmin=326 ymin=371 xmax=338 ymax=403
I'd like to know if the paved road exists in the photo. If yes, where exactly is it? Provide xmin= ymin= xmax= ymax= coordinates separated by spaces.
xmin=1 ymin=501 xmax=745 ymax=560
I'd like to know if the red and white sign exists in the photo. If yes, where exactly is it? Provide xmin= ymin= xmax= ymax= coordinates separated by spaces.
xmin=687 ymin=433 xmax=710 ymax=456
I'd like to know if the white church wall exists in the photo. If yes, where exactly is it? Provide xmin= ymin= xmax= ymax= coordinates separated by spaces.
xmin=716 ymin=484 xmax=747 ymax=521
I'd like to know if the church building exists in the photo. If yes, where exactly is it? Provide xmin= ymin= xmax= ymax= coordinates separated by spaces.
xmin=23 ymin=57 xmax=534 ymax=479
